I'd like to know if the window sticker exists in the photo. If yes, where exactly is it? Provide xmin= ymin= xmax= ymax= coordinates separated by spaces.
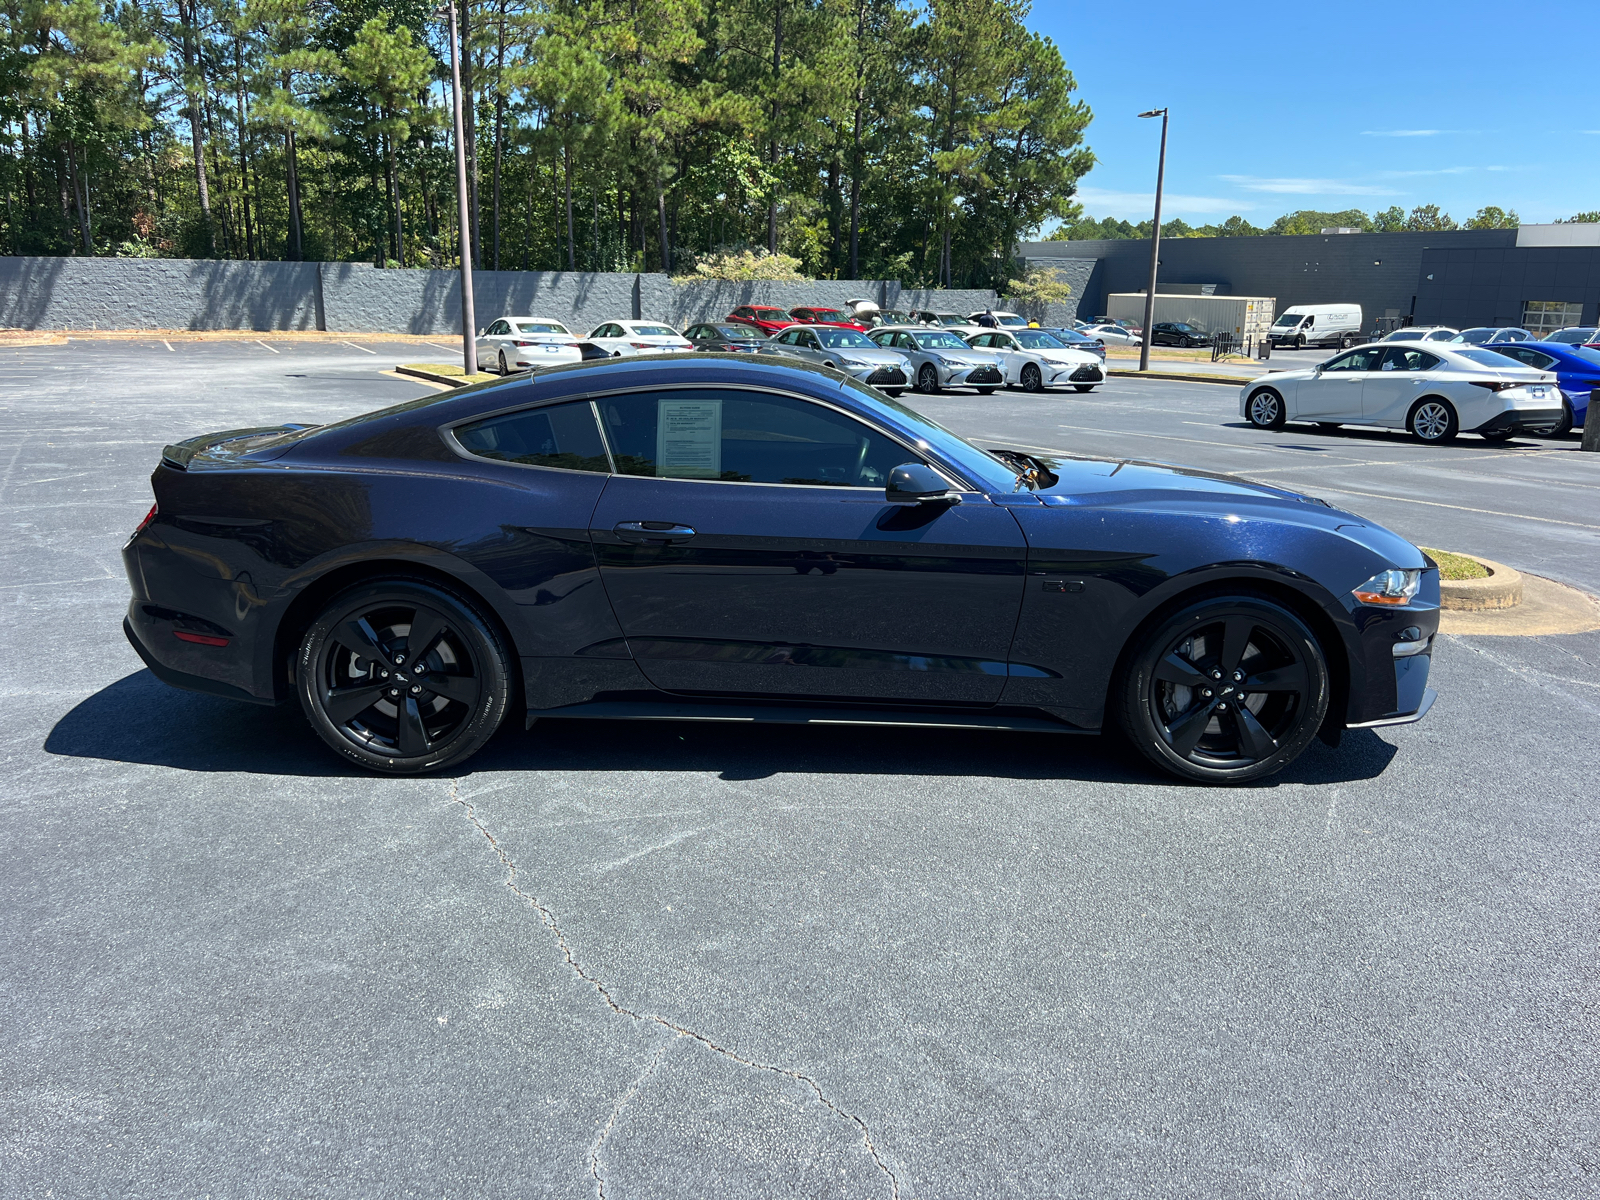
xmin=657 ymin=398 xmax=722 ymax=478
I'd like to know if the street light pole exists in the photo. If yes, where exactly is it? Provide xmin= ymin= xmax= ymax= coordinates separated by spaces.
xmin=438 ymin=1 xmax=477 ymax=374
xmin=1137 ymin=107 xmax=1168 ymax=373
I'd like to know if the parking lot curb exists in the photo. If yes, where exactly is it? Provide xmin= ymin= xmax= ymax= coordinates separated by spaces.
xmin=394 ymin=364 xmax=499 ymax=388
xmin=1440 ymin=556 xmax=1523 ymax=611
xmin=1106 ymin=368 xmax=1255 ymax=386
xmin=1439 ymin=573 xmax=1600 ymax=635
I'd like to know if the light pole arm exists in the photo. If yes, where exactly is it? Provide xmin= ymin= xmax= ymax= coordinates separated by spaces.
xmin=446 ymin=1 xmax=477 ymax=375
xmin=1138 ymin=109 xmax=1168 ymax=373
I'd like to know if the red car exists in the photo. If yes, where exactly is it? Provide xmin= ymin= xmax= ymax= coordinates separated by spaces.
xmin=788 ymin=306 xmax=869 ymax=332
xmin=727 ymin=305 xmax=796 ymax=335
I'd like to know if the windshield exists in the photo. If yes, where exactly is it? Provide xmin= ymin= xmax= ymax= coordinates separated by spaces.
xmin=994 ymin=314 xmax=1029 ymax=327
xmin=806 ymin=309 xmax=844 ymax=320
xmin=1459 ymin=328 xmax=1494 ymax=344
xmin=631 ymin=325 xmax=679 ymax=337
xmin=878 ymin=311 xmax=911 ymax=324
xmin=1014 ymin=330 xmax=1066 ymax=349
xmin=914 ymin=331 xmax=973 ymax=350
xmin=815 ymin=328 xmax=876 ymax=349
xmin=937 ymin=314 xmax=967 ymax=326
xmin=516 ymin=321 xmax=570 ymax=335
xmin=714 ymin=324 xmax=762 ymax=339
xmin=750 ymin=308 xmax=785 ymax=317
xmin=1272 ymin=314 xmax=1305 ymax=328
xmin=1455 ymin=347 xmax=1525 ymax=368
xmin=836 ymin=380 xmax=1026 ymax=493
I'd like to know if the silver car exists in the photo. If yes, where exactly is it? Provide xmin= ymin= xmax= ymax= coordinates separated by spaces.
xmin=965 ymin=328 xmax=1106 ymax=392
xmin=867 ymin=325 xmax=1006 ymax=394
xmin=756 ymin=324 xmax=911 ymax=395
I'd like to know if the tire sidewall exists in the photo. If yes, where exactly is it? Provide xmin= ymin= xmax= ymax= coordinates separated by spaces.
xmin=918 ymin=364 xmax=938 ymax=394
xmin=1021 ymin=364 xmax=1042 ymax=392
xmin=1248 ymin=388 xmax=1286 ymax=429
xmin=1408 ymin=397 xmax=1458 ymax=443
xmin=1119 ymin=594 xmax=1330 ymax=784
xmin=296 ymin=578 xmax=512 ymax=774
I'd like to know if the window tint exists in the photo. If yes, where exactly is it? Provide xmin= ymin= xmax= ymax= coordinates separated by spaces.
xmin=1324 ymin=347 xmax=1384 ymax=371
xmin=1456 ymin=347 xmax=1522 ymax=368
xmin=1379 ymin=347 xmax=1438 ymax=372
xmin=632 ymin=324 xmax=678 ymax=337
xmin=596 ymin=389 xmax=920 ymax=487
xmin=734 ymin=308 xmax=753 ymax=318
xmin=1494 ymin=347 xmax=1555 ymax=369
xmin=455 ymin=401 xmax=610 ymax=473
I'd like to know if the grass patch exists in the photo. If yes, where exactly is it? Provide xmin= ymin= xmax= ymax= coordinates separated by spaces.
xmin=399 ymin=362 xmax=497 ymax=384
xmin=1421 ymin=547 xmax=1489 ymax=581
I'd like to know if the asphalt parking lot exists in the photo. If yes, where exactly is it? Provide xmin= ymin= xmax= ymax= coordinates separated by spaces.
xmin=3 ymin=338 xmax=1597 ymax=1199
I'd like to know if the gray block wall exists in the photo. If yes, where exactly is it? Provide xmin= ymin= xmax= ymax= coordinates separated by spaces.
xmin=0 ymin=257 xmax=999 ymax=335
xmin=0 ymin=257 xmax=322 ymax=331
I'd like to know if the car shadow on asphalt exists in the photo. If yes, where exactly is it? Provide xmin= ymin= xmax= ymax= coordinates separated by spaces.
xmin=46 ymin=668 xmax=1399 ymax=788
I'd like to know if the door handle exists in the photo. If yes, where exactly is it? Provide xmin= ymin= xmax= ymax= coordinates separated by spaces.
xmin=613 ymin=521 xmax=697 ymax=544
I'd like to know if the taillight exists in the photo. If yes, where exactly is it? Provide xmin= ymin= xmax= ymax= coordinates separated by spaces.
xmin=134 ymin=503 xmax=157 ymax=535
xmin=629 ymin=341 xmax=654 ymax=349
xmin=1469 ymin=380 xmax=1519 ymax=391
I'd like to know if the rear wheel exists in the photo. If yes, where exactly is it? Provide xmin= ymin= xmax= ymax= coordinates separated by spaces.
xmin=1480 ymin=428 xmax=1516 ymax=442
xmin=1408 ymin=398 xmax=1458 ymax=443
xmin=917 ymin=364 xmax=940 ymax=394
xmin=497 ymin=350 xmax=509 ymax=375
xmin=296 ymin=578 xmax=512 ymax=774
xmin=1542 ymin=400 xmax=1574 ymax=438
xmin=1020 ymin=363 xmax=1043 ymax=393
xmin=1118 ymin=594 xmax=1330 ymax=784
xmin=1247 ymin=388 xmax=1286 ymax=430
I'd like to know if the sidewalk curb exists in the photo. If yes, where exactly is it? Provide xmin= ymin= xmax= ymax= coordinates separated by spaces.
xmin=1440 ymin=555 xmax=1523 ymax=611
xmin=1107 ymin=368 xmax=1255 ymax=386
xmin=394 ymin=364 xmax=497 ymax=388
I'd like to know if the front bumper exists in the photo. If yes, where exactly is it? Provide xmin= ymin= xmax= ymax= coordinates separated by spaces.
xmin=1044 ymin=362 xmax=1104 ymax=387
xmin=1344 ymin=576 xmax=1441 ymax=727
xmin=942 ymin=363 xmax=1003 ymax=387
xmin=1472 ymin=406 xmax=1565 ymax=436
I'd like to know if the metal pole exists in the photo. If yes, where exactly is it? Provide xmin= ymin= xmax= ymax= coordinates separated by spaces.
xmin=444 ymin=1 xmax=477 ymax=374
xmin=1138 ymin=108 xmax=1168 ymax=373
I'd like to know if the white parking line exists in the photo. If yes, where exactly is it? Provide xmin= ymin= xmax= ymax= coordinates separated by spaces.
xmin=162 ymin=340 xmax=175 ymax=352
xmin=1308 ymin=485 xmax=1600 ymax=532
xmin=340 ymin=340 xmax=377 ymax=354
xmin=424 ymin=341 xmax=458 ymax=353
xmin=255 ymin=340 xmax=280 ymax=354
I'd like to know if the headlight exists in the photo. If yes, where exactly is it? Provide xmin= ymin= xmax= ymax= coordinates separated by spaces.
xmin=837 ymin=358 xmax=865 ymax=368
xmin=1353 ymin=568 xmax=1421 ymax=606
xmin=927 ymin=354 xmax=947 ymax=365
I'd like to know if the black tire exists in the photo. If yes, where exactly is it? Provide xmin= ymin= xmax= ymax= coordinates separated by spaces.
xmin=1246 ymin=387 xmax=1286 ymax=430
xmin=1118 ymin=593 xmax=1330 ymax=784
xmin=1020 ymin=363 xmax=1043 ymax=393
xmin=976 ymin=387 xmax=996 ymax=395
xmin=1294 ymin=334 xmax=1306 ymax=351
xmin=1479 ymin=428 xmax=1516 ymax=443
xmin=1542 ymin=401 xmax=1574 ymax=438
xmin=883 ymin=388 xmax=904 ymax=398
xmin=1073 ymin=384 xmax=1096 ymax=393
xmin=917 ymin=364 xmax=940 ymax=394
xmin=1339 ymin=334 xmax=1354 ymax=350
xmin=296 ymin=577 xmax=512 ymax=774
xmin=1315 ymin=422 xmax=1342 ymax=431
xmin=1408 ymin=397 xmax=1459 ymax=444
xmin=497 ymin=350 xmax=509 ymax=375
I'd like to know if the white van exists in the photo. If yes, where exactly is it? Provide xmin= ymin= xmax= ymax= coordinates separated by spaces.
xmin=1268 ymin=304 xmax=1364 ymax=350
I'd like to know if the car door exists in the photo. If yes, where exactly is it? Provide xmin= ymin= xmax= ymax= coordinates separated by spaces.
xmin=1362 ymin=346 xmax=1441 ymax=426
xmin=1293 ymin=345 xmax=1383 ymax=420
xmin=586 ymin=386 xmax=1029 ymax=703
xmin=978 ymin=332 xmax=1019 ymax=382
xmin=476 ymin=318 xmax=508 ymax=363
xmin=588 ymin=323 xmax=622 ymax=354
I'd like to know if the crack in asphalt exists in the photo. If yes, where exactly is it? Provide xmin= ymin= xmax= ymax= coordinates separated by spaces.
xmin=446 ymin=783 xmax=901 ymax=1199
xmin=589 ymin=1040 xmax=671 ymax=1200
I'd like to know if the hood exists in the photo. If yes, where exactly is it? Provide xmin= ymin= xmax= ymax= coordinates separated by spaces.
xmin=1014 ymin=451 xmax=1426 ymax=567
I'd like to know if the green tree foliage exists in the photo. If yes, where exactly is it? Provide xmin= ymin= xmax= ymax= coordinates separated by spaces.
xmin=1403 ymin=203 xmax=1455 ymax=232
xmin=1464 ymin=205 xmax=1518 ymax=229
xmin=0 ymin=0 xmax=1093 ymax=283
xmin=1049 ymin=203 xmax=1519 ymax=241
xmin=1557 ymin=211 xmax=1600 ymax=224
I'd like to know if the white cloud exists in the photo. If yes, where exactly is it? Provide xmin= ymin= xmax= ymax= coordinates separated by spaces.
xmin=1219 ymin=175 xmax=1397 ymax=196
xmin=1361 ymin=129 xmax=1451 ymax=137
xmin=1379 ymin=167 xmax=1473 ymax=177
xmin=1075 ymin=186 xmax=1255 ymax=219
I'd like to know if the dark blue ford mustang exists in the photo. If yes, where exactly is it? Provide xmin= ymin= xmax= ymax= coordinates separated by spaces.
xmin=122 ymin=356 xmax=1438 ymax=783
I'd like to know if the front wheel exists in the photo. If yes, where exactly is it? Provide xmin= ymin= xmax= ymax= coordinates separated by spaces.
xmin=296 ymin=578 xmax=512 ymax=774
xmin=976 ymin=387 xmax=996 ymax=395
xmin=1408 ymin=398 xmax=1458 ymax=444
xmin=883 ymin=388 xmax=904 ymax=398
xmin=1247 ymin=388 xmax=1286 ymax=430
xmin=1118 ymin=594 xmax=1330 ymax=784
xmin=1020 ymin=363 xmax=1043 ymax=393
xmin=916 ymin=364 xmax=940 ymax=394
xmin=1294 ymin=334 xmax=1306 ymax=351
xmin=497 ymin=350 xmax=509 ymax=375
xmin=1074 ymin=384 xmax=1096 ymax=393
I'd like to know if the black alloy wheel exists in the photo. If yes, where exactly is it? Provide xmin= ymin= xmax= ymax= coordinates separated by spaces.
xmin=497 ymin=350 xmax=509 ymax=375
xmin=1542 ymin=400 xmax=1574 ymax=438
xmin=1119 ymin=594 xmax=1330 ymax=783
xmin=917 ymin=364 xmax=940 ymax=394
xmin=1247 ymin=388 xmax=1286 ymax=430
xmin=296 ymin=578 xmax=512 ymax=773
xmin=1408 ymin=397 xmax=1459 ymax=444
xmin=1020 ymin=363 xmax=1044 ymax=393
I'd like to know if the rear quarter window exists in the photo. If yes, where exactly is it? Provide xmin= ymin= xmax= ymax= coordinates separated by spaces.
xmin=454 ymin=401 xmax=610 ymax=472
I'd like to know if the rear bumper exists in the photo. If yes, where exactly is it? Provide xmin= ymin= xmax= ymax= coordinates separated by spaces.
xmin=123 ymin=615 xmax=271 ymax=705
xmin=1472 ymin=406 xmax=1565 ymax=435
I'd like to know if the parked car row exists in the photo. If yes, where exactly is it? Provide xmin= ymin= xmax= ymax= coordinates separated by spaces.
xmin=473 ymin=307 xmax=1108 ymax=394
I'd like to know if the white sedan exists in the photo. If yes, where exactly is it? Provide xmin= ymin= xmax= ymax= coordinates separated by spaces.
xmin=1081 ymin=322 xmax=1142 ymax=347
xmin=586 ymin=320 xmax=694 ymax=356
xmin=1239 ymin=342 xmax=1564 ymax=443
xmin=964 ymin=328 xmax=1105 ymax=392
xmin=476 ymin=316 xmax=584 ymax=374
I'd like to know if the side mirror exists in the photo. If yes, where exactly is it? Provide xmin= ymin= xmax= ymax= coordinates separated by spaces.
xmin=886 ymin=463 xmax=958 ymax=505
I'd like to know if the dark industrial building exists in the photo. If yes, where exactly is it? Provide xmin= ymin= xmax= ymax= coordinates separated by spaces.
xmin=1020 ymin=224 xmax=1600 ymax=335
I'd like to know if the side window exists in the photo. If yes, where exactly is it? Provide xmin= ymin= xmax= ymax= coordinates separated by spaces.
xmin=487 ymin=320 xmax=506 ymax=336
xmin=774 ymin=329 xmax=795 ymax=345
xmin=454 ymin=401 xmax=610 ymax=473
xmin=970 ymin=333 xmax=991 ymax=348
xmin=596 ymin=390 xmax=921 ymax=487
xmin=1324 ymin=347 xmax=1383 ymax=372
xmin=1380 ymin=347 xmax=1438 ymax=372
xmin=1524 ymin=350 xmax=1556 ymax=369
xmin=800 ymin=331 xmax=820 ymax=350
xmin=734 ymin=307 xmax=752 ymax=319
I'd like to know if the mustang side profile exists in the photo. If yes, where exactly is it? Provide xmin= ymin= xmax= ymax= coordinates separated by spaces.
xmin=123 ymin=357 xmax=1438 ymax=784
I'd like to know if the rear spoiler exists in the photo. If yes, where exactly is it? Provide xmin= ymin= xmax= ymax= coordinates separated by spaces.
xmin=161 ymin=423 xmax=316 ymax=471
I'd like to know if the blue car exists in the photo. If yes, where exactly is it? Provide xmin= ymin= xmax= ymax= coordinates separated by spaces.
xmin=1484 ymin=341 xmax=1597 ymax=435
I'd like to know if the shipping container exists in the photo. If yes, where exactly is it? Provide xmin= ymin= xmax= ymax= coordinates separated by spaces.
xmin=1106 ymin=293 xmax=1276 ymax=344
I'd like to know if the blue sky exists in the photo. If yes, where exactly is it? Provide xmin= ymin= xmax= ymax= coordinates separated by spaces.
xmin=1027 ymin=0 xmax=1595 ymax=229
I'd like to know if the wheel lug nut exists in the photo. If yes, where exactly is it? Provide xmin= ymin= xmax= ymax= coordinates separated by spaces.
xmin=1233 ymin=671 xmax=1243 ymax=681
xmin=1201 ymin=688 xmax=1212 ymax=697
xmin=410 ymin=685 xmax=422 ymax=694
xmin=380 ymin=670 xmax=389 ymax=678
xmin=394 ymin=654 xmax=405 ymax=664
xmin=1216 ymin=702 xmax=1228 ymax=711
xmin=1211 ymin=670 xmax=1222 ymax=679
xmin=388 ymin=688 xmax=399 ymax=697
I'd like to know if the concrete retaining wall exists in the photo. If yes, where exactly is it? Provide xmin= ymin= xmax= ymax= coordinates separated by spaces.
xmin=0 ymin=256 xmax=999 ymax=335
